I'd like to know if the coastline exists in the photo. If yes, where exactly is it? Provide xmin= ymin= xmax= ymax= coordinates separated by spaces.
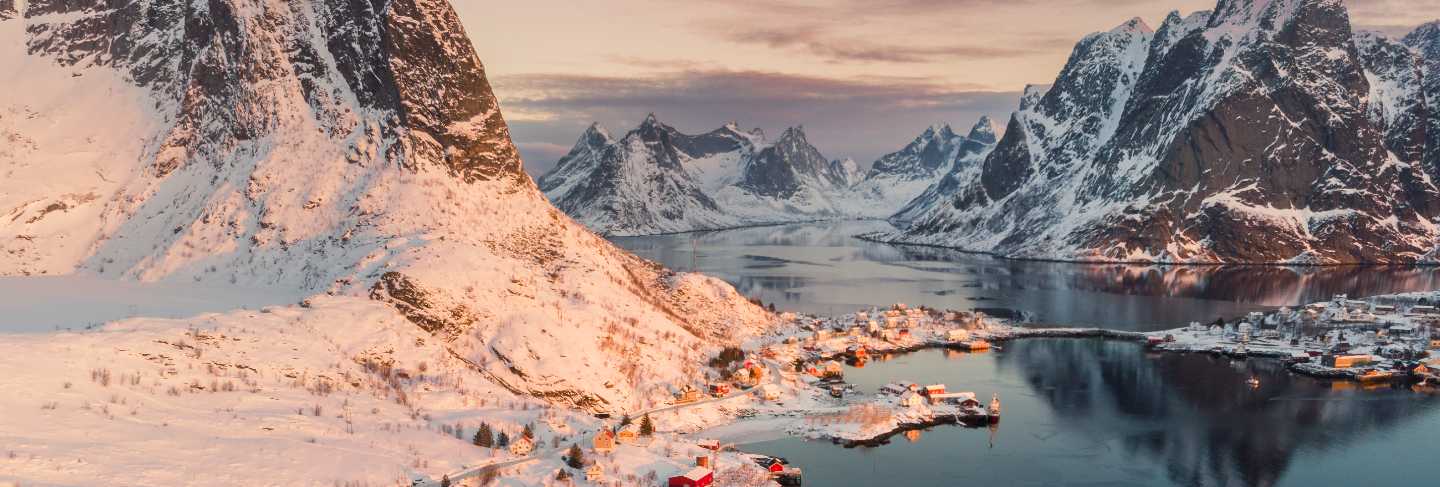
xmin=853 ymin=231 xmax=1440 ymax=268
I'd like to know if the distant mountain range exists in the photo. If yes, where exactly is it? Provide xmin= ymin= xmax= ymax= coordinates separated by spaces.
xmin=879 ymin=0 xmax=1440 ymax=265
xmin=543 ymin=0 xmax=1440 ymax=265
xmin=538 ymin=114 xmax=998 ymax=235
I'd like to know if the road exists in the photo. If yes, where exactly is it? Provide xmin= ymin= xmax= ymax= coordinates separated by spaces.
xmin=420 ymin=448 xmax=550 ymax=487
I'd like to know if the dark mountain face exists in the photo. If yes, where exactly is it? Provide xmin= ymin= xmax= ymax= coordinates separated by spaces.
xmin=1357 ymin=32 xmax=1427 ymax=165
xmin=537 ymin=115 xmax=726 ymax=234
xmin=869 ymin=124 xmax=962 ymax=179
xmin=888 ymin=0 xmax=1440 ymax=264
xmin=1405 ymin=22 xmax=1440 ymax=177
xmin=739 ymin=127 xmax=840 ymax=198
xmin=23 ymin=0 xmax=523 ymax=185
xmin=669 ymin=124 xmax=752 ymax=159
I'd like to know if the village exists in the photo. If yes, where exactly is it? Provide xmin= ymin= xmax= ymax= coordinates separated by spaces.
xmin=440 ymin=293 xmax=1440 ymax=487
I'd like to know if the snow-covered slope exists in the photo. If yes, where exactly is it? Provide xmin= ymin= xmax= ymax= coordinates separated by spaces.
xmin=539 ymin=117 xmax=855 ymax=235
xmin=883 ymin=0 xmax=1440 ymax=264
xmin=849 ymin=118 xmax=998 ymax=219
xmin=0 ymin=0 xmax=774 ymax=416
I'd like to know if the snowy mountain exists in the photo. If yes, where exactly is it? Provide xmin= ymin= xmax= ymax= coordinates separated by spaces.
xmin=849 ymin=118 xmax=998 ymax=218
xmin=1405 ymin=22 xmax=1440 ymax=177
xmin=880 ymin=0 xmax=1440 ymax=264
xmin=539 ymin=117 xmax=854 ymax=235
xmin=0 ymin=0 xmax=773 ymax=417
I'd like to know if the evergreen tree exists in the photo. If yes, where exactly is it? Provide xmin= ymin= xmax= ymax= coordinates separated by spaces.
xmin=566 ymin=443 xmax=585 ymax=469
xmin=440 ymin=474 xmax=451 ymax=487
xmin=497 ymin=431 xmax=510 ymax=448
xmin=792 ymin=358 xmax=805 ymax=372
xmin=474 ymin=422 xmax=494 ymax=448
xmin=619 ymin=414 xmax=632 ymax=427
xmin=639 ymin=414 xmax=654 ymax=436
xmin=522 ymin=423 xmax=535 ymax=439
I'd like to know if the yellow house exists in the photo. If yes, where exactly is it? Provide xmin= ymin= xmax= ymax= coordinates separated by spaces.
xmin=616 ymin=423 xmax=640 ymax=444
xmin=585 ymin=464 xmax=605 ymax=482
xmin=592 ymin=429 xmax=615 ymax=454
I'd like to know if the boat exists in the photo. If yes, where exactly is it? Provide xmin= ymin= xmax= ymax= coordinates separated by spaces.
xmin=988 ymin=393 xmax=1001 ymax=421
xmin=962 ymin=339 xmax=992 ymax=351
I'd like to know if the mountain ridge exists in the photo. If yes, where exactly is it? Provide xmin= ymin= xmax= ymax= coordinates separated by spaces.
xmin=880 ymin=0 xmax=1440 ymax=265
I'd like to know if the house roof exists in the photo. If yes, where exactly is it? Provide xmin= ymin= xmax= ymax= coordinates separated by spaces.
xmin=676 ymin=467 xmax=712 ymax=481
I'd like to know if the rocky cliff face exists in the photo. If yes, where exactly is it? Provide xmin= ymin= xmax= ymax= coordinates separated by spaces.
xmin=1 ymin=0 xmax=772 ymax=411
xmin=1406 ymin=22 xmax=1440 ymax=177
xmin=883 ymin=0 xmax=1440 ymax=264
xmin=537 ymin=115 xmax=736 ymax=235
xmin=739 ymin=126 xmax=848 ymax=198
xmin=851 ymin=118 xmax=997 ymax=219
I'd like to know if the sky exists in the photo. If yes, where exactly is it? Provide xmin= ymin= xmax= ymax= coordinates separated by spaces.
xmin=453 ymin=0 xmax=1440 ymax=177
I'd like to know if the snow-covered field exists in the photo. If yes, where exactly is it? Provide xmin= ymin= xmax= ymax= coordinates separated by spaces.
xmin=0 ymin=276 xmax=299 ymax=333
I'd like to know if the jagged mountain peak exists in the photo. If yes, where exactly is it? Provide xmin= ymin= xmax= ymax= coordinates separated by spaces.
xmin=966 ymin=116 xmax=998 ymax=144
xmin=777 ymin=125 xmax=808 ymax=143
xmin=920 ymin=123 xmax=956 ymax=140
xmin=581 ymin=122 xmax=613 ymax=145
xmin=1019 ymin=84 xmax=1050 ymax=110
xmin=1406 ymin=20 xmax=1440 ymax=50
xmin=1111 ymin=16 xmax=1154 ymax=35
xmin=5 ymin=0 xmax=776 ymax=414
xmin=882 ymin=0 xmax=1440 ymax=264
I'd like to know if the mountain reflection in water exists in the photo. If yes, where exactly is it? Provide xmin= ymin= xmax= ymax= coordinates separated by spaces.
xmin=746 ymin=340 xmax=1440 ymax=487
xmin=612 ymin=221 xmax=1440 ymax=330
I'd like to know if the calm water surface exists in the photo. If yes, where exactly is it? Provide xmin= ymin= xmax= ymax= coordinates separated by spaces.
xmin=610 ymin=221 xmax=1440 ymax=487
xmin=746 ymin=342 xmax=1440 ymax=487
xmin=611 ymin=220 xmax=1440 ymax=331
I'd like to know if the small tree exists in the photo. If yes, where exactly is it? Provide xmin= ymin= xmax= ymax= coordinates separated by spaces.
xmin=619 ymin=414 xmax=632 ymax=427
xmin=497 ymin=431 xmax=510 ymax=448
xmin=639 ymin=414 xmax=654 ymax=436
xmin=566 ymin=443 xmax=585 ymax=469
xmin=474 ymin=422 xmax=494 ymax=448
xmin=792 ymin=358 xmax=805 ymax=372
xmin=522 ymin=423 xmax=535 ymax=439
xmin=440 ymin=474 xmax=451 ymax=487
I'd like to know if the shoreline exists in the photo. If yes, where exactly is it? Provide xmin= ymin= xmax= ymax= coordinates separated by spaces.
xmin=765 ymin=323 xmax=1423 ymax=447
xmin=852 ymin=232 xmax=1440 ymax=268
xmin=602 ymin=217 xmax=886 ymax=239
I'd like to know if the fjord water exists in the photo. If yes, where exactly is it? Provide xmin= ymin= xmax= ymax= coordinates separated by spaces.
xmin=610 ymin=221 xmax=1440 ymax=486
xmin=610 ymin=220 xmax=1440 ymax=331
xmin=749 ymin=342 xmax=1440 ymax=487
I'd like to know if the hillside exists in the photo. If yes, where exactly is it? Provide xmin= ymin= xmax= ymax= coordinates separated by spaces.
xmin=879 ymin=0 xmax=1440 ymax=264
xmin=0 ymin=0 xmax=781 ymax=450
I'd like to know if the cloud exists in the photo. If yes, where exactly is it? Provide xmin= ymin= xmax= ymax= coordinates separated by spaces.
xmin=1345 ymin=0 xmax=1440 ymax=29
xmin=712 ymin=24 xmax=1058 ymax=63
xmin=494 ymin=70 xmax=1020 ymax=176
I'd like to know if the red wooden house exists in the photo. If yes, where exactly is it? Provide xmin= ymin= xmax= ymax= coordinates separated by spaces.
xmin=753 ymin=457 xmax=785 ymax=473
xmin=668 ymin=467 xmax=713 ymax=487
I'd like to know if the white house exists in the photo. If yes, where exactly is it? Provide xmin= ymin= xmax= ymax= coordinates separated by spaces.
xmin=509 ymin=435 xmax=534 ymax=456
xmin=759 ymin=384 xmax=782 ymax=401
xmin=899 ymin=391 xmax=925 ymax=408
